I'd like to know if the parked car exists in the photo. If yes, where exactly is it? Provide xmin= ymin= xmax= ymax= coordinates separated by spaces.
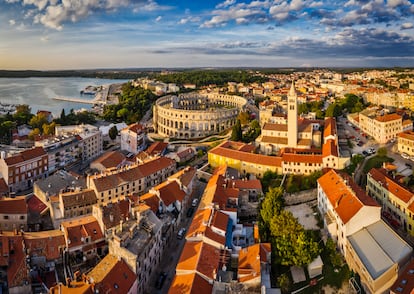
xmin=186 ymin=207 xmax=194 ymax=218
xmin=177 ymin=228 xmax=186 ymax=240
xmin=192 ymin=198 xmax=199 ymax=207
xmin=362 ymin=150 xmax=369 ymax=156
xmin=405 ymin=163 xmax=412 ymax=168
xmin=155 ymin=272 xmax=167 ymax=289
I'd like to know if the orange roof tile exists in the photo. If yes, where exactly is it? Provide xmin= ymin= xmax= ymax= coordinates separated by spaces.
xmin=368 ymin=168 xmax=414 ymax=203
xmin=101 ymin=199 xmax=131 ymax=230
xmin=0 ymin=196 xmax=27 ymax=214
xmin=50 ymin=282 xmax=93 ymax=294
xmin=23 ymin=230 xmax=65 ymax=261
xmin=262 ymin=123 xmax=287 ymax=132
xmin=176 ymin=241 xmax=222 ymax=280
xmin=146 ymin=141 xmax=169 ymax=156
xmin=398 ymin=130 xmax=414 ymax=141
xmin=61 ymin=216 xmax=104 ymax=249
xmin=324 ymin=117 xmax=337 ymax=138
xmin=86 ymin=254 xmax=136 ymax=293
xmin=139 ymin=193 xmax=160 ymax=214
xmin=3 ymin=146 xmax=46 ymax=166
xmin=209 ymin=142 xmax=282 ymax=167
xmin=318 ymin=169 xmax=379 ymax=224
xmin=91 ymin=151 xmax=126 ymax=170
xmin=230 ymin=179 xmax=262 ymax=191
xmin=168 ymin=273 xmax=213 ymax=294
xmin=157 ymin=181 xmax=186 ymax=206
xmin=322 ymin=139 xmax=339 ymax=157
xmin=124 ymin=123 xmax=144 ymax=134
xmin=7 ymin=234 xmax=27 ymax=288
xmin=238 ymin=244 xmax=261 ymax=282
xmin=187 ymin=208 xmax=212 ymax=238
xmin=211 ymin=210 xmax=229 ymax=232
xmin=375 ymin=113 xmax=401 ymax=122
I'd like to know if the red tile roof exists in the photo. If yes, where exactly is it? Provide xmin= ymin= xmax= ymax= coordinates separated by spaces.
xmin=91 ymin=151 xmax=126 ymax=170
xmin=398 ymin=131 xmax=414 ymax=141
xmin=318 ymin=169 xmax=379 ymax=224
xmin=124 ymin=123 xmax=144 ymax=134
xmin=3 ymin=146 xmax=46 ymax=166
xmin=168 ymin=273 xmax=213 ymax=294
xmin=61 ymin=216 xmax=104 ymax=249
xmin=375 ymin=113 xmax=401 ymax=123
xmin=322 ymin=139 xmax=339 ymax=157
xmin=23 ymin=230 xmax=65 ymax=260
xmin=238 ymin=244 xmax=261 ymax=282
xmin=146 ymin=141 xmax=169 ymax=156
xmin=156 ymin=181 xmax=186 ymax=206
xmin=211 ymin=210 xmax=229 ymax=232
xmin=6 ymin=234 xmax=27 ymax=288
xmin=27 ymin=195 xmax=47 ymax=214
xmin=86 ymin=254 xmax=136 ymax=294
xmin=0 ymin=196 xmax=27 ymax=214
xmin=368 ymin=168 xmax=414 ymax=204
xmin=101 ymin=199 xmax=131 ymax=230
xmin=176 ymin=241 xmax=222 ymax=280
xmin=230 ymin=179 xmax=262 ymax=191
xmin=324 ymin=117 xmax=337 ymax=138
xmin=139 ymin=193 xmax=160 ymax=214
xmin=262 ymin=123 xmax=287 ymax=132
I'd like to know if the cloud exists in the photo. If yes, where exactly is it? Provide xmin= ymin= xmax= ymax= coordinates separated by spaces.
xmin=155 ymin=15 xmax=162 ymax=22
xmin=216 ymin=0 xmax=236 ymax=9
xmin=9 ymin=19 xmax=16 ymax=26
xmin=7 ymin=0 xmax=169 ymax=30
xmin=401 ymin=22 xmax=414 ymax=30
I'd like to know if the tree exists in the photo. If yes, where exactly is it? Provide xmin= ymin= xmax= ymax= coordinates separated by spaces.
xmin=230 ymin=119 xmax=242 ymax=141
xmin=43 ymin=122 xmax=56 ymax=135
xmin=270 ymin=210 xmax=321 ymax=266
xmin=237 ymin=111 xmax=250 ymax=126
xmin=325 ymin=103 xmax=342 ymax=117
xmin=298 ymin=103 xmax=309 ymax=115
xmin=29 ymin=113 xmax=48 ymax=131
xmin=377 ymin=147 xmax=387 ymax=157
xmin=259 ymin=187 xmax=284 ymax=242
xmin=13 ymin=104 xmax=33 ymax=125
xmin=108 ymin=125 xmax=118 ymax=140
xmin=28 ymin=128 xmax=41 ymax=140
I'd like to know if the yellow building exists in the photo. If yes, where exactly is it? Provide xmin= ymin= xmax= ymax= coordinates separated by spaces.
xmin=357 ymin=107 xmax=412 ymax=144
xmin=398 ymin=131 xmax=414 ymax=157
xmin=367 ymin=167 xmax=414 ymax=236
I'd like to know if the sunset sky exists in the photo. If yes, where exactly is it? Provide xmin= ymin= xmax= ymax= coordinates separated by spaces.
xmin=1 ymin=0 xmax=414 ymax=69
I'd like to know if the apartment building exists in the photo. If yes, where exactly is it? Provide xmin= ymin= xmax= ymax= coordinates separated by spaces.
xmin=0 ymin=196 xmax=28 ymax=231
xmin=367 ymin=167 xmax=414 ymax=236
xmin=55 ymin=124 xmax=103 ymax=163
xmin=397 ymin=130 xmax=414 ymax=157
xmin=35 ymin=134 xmax=82 ymax=173
xmin=108 ymin=205 xmax=164 ymax=294
xmin=0 ymin=146 xmax=48 ymax=193
xmin=120 ymin=123 xmax=146 ymax=154
xmin=357 ymin=107 xmax=412 ymax=144
xmin=317 ymin=169 xmax=412 ymax=294
xmin=87 ymin=156 xmax=176 ymax=204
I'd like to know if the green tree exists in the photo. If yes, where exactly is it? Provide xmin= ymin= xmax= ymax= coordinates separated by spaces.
xmin=259 ymin=187 xmax=284 ymax=242
xmin=13 ymin=104 xmax=33 ymax=125
xmin=325 ymin=103 xmax=342 ymax=117
xmin=108 ymin=125 xmax=118 ymax=140
xmin=377 ymin=147 xmax=387 ymax=157
xmin=29 ymin=113 xmax=48 ymax=131
xmin=277 ymin=273 xmax=291 ymax=293
xmin=238 ymin=111 xmax=250 ymax=126
xmin=270 ymin=210 xmax=321 ymax=266
xmin=261 ymin=170 xmax=279 ymax=192
xmin=298 ymin=103 xmax=309 ymax=114
xmin=231 ymin=119 xmax=242 ymax=141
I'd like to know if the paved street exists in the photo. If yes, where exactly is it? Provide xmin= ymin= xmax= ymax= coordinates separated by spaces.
xmin=145 ymin=180 xmax=206 ymax=294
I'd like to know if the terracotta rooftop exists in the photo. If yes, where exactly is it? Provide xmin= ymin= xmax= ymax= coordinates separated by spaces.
xmin=101 ymin=199 xmax=131 ymax=230
xmin=27 ymin=195 xmax=47 ymax=214
xmin=238 ymin=244 xmax=262 ymax=282
xmin=49 ymin=282 xmax=93 ymax=294
xmin=168 ymin=273 xmax=213 ymax=294
xmin=23 ymin=230 xmax=65 ymax=261
xmin=368 ymin=168 xmax=414 ymax=204
xmin=322 ymin=139 xmax=339 ymax=157
xmin=176 ymin=241 xmax=223 ymax=280
xmin=211 ymin=210 xmax=229 ymax=232
xmin=61 ymin=216 xmax=104 ymax=249
xmin=324 ymin=117 xmax=337 ymax=138
xmin=0 ymin=196 xmax=27 ymax=214
xmin=91 ymin=151 xmax=126 ymax=170
xmin=5 ymin=233 xmax=27 ymax=288
xmin=390 ymin=258 xmax=414 ymax=294
xmin=168 ymin=166 xmax=197 ymax=188
xmin=139 ymin=193 xmax=160 ymax=214
xmin=209 ymin=142 xmax=282 ymax=167
xmin=318 ymin=169 xmax=379 ymax=224
xmin=86 ymin=254 xmax=136 ymax=293
xmin=230 ymin=179 xmax=262 ymax=191
xmin=398 ymin=131 xmax=414 ymax=140
xmin=146 ymin=141 xmax=169 ymax=156
xmin=157 ymin=181 xmax=186 ymax=206
xmin=3 ymin=146 xmax=46 ymax=166
xmin=375 ymin=113 xmax=401 ymax=123
xmin=262 ymin=123 xmax=288 ymax=132
xmin=123 ymin=122 xmax=144 ymax=134
xmin=60 ymin=189 xmax=97 ymax=208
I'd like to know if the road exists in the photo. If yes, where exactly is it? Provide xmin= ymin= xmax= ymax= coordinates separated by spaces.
xmin=145 ymin=180 xmax=206 ymax=294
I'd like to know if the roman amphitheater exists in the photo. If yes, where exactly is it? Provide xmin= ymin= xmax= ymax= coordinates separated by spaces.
xmin=153 ymin=92 xmax=247 ymax=139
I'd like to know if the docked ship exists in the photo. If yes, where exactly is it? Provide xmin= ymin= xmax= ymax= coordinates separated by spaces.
xmin=80 ymin=85 xmax=98 ymax=95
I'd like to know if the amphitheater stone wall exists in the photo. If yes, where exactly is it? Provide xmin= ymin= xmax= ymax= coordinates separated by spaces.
xmin=153 ymin=92 xmax=247 ymax=139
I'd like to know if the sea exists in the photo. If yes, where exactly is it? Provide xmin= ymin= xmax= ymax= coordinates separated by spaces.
xmin=0 ymin=77 xmax=129 ymax=117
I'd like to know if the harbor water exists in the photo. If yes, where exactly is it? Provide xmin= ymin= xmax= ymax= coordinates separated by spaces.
xmin=0 ymin=77 xmax=129 ymax=117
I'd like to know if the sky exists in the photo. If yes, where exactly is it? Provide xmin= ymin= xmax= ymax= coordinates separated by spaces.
xmin=1 ymin=0 xmax=414 ymax=70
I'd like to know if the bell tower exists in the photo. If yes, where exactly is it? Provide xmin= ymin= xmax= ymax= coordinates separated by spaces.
xmin=287 ymin=81 xmax=298 ymax=148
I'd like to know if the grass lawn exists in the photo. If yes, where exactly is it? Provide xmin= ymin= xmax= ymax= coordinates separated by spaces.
xmin=363 ymin=155 xmax=394 ymax=173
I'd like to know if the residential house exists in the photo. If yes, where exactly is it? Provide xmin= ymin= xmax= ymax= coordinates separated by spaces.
xmin=0 ymin=146 xmax=48 ymax=193
xmin=366 ymin=167 xmax=414 ymax=236
xmin=60 ymin=216 xmax=106 ymax=261
xmin=390 ymin=258 xmax=414 ymax=294
xmin=317 ymin=169 xmax=412 ymax=294
xmin=87 ymin=157 xmax=176 ymax=205
xmin=0 ymin=196 xmax=28 ymax=231
xmin=84 ymin=254 xmax=138 ymax=294
xmin=120 ymin=123 xmax=147 ymax=154
xmin=55 ymin=124 xmax=103 ymax=163
xmin=89 ymin=150 xmax=127 ymax=173
xmin=397 ymin=130 xmax=414 ymax=158
xmin=92 ymin=198 xmax=131 ymax=237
